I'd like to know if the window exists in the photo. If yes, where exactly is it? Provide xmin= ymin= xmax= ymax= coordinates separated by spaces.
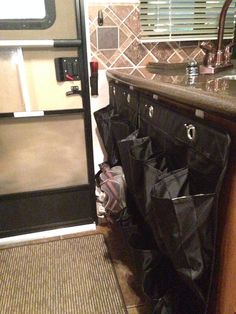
xmin=0 ymin=0 xmax=55 ymax=29
xmin=140 ymin=0 xmax=236 ymax=42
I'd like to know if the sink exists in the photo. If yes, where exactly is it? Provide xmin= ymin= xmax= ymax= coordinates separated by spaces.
xmin=206 ymin=72 xmax=236 ymax=94
xmin=218 ymin=75 xmax=236 ymax=80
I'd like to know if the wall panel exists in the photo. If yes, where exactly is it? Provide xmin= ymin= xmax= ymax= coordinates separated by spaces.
xmin=0 ymin=114 xmax=88 ymax=196
xmin=0 ymin=0 xmax=77 ymax=40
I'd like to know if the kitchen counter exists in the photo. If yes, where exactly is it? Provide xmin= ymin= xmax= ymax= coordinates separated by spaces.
xmin=107 ymin=62 xmax=236 ymax=120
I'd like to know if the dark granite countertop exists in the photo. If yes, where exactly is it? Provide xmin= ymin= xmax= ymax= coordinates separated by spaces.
xmin=107 ymin=62 xmax=236 ymax=120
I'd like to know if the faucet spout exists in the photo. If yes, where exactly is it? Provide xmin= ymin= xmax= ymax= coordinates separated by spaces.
xmin=199 ymin=0 xmax=234 ymax=74
xmin=217 ymin=0 xmax=233 ymax=52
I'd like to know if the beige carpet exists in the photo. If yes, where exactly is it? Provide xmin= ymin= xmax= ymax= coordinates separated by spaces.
xmin=0 ymin=234 xmax=127 ymax=314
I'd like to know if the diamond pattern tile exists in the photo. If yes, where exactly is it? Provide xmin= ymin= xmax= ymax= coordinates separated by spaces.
xmin=90 ymin=43 xmax=97 ymax=53
xmin=151 ymin=43 xmax=174 ymax=63
xmin=131 ymin=69 xmax=145 ymax=78
xmin=124 ymin=39 xmax=148 ymax=65
xmin=103 ymin=15 xmax=116 ymax=26
xmin=110 ymin=5 xmax=134 ymax=21
xmin=112 ymin=55 xmax=134 ymax=68
xmin=139 ymin=67 xmax=156 ymax=79
xmin=139 ymin=53 xmax=158 ymax=66
xmin=89 ymin=4 xmax=203 ymax=70
xmin=167 ymin=51 xmax=184 ymax=63
xmin=101 ymin=50 xmax=117 ymax=60
xmin=119 ymin=29 xmax=129 ymax=47
xmin=124 ymin=9 xmax=140 ymax=36
xmin=97 ymin=27 xmax=119 ymax=50
xmin=143 ymin=43 xmax=156 ymax=51
xmin=109 ymin=50 xmax=122 ymax=65
xmin=119 ymin=23 xmax=133 ymax=41
xmin=90 ymin=30 xmax=97 ymax=48
xmin=194 ymin=50 xmax=206 ymax=62
xmin=182 ymin=46 xmax=199 ymax=58
xmin=120 ymin=36 xmax=134 ymax=53
xmin=106 ymin=9 xmax=123 ymax=26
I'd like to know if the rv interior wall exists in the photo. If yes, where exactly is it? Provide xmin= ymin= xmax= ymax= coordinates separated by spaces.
xmin=0 ymin=0 xmax=77 ymax=39
xmin=87 ymin=1 xmax=204 ymax=170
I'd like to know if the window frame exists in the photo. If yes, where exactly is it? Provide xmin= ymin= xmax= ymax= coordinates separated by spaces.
xmin=0 ymin=0 xmax=56 ymax=30
xmin=139 ymin=0 xmax=236 ymax=43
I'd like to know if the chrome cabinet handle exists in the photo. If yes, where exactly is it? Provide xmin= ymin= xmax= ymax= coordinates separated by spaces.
xmin=184 ymin=124 xmax=196 ymax=141
xmin=127 ymin=94 xmax=131 ymax=103
xmin=149 ymin=106 xmax=154 ymax=118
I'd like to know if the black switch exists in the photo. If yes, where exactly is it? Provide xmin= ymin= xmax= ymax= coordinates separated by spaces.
xmin=54 ymin=57 xmax=80 ymax=82
xmin=73 ymin=61 xmax=79 ymax=76
xmin=67 ymin=62 xmax=73 ymax=75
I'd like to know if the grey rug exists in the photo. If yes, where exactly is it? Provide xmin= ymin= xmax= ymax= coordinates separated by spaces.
xmin=0 ymin=234 xmax=127 ymax=314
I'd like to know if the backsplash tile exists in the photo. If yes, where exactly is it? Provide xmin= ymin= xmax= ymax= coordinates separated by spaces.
xmin=88 ymin=3 xmax=203 ymax=75
xmin=151 ymin=43 xmax=174 ymax=62
xmin=124 ymin=39 xmax=148 ymax=65
xmin=112 ymin=55 xmax=134 ymax=68
xmin=97 ymin=27 xmax=119 ymax=50
xmin=110 ymin=5 xmax=134 ymax=21
xmin=124 ymin=8 xmax=140 ymax=36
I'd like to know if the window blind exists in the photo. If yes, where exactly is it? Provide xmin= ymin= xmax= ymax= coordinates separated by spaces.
xmin=140 ymin=0 xmax=236 ymax=42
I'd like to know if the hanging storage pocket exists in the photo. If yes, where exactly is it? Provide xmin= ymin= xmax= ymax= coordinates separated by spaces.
xmin=94 ymin=105 xmax=119 ymax=165
xmin=137 ymin=98 xmax=231 ymax=313
xmin=110 ymin=116 xmax=132 ymax=142
xmin=118 ymin=132 xmax=162 ymax=217
xmin=117 ymin=129 xmax=140 ymax=188
xmin=94 ymin=84 xmax=139 ymax=165
xmin=127 ymin=136 xmax=174 ymax=217
xmin=147 ymin=167 xmax=216 ymax=309
xmin=118 ymin=131 xmax=174 ymax=301
xmin=94 ymin=107 xmax=134 ymax=165
xmin=117 ymin=131 xmax=159 ymax=237
xmin=152 ymin=285 xmax=205 ymax=314
xmin=127 ymin=222 xmax=176 ymax=303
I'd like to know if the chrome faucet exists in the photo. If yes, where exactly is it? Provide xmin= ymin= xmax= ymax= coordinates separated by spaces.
xmin=199 ymin=0 xmax=235 ymax=74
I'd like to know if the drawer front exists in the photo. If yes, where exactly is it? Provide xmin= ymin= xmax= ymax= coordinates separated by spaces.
xmin=109 ymin=82 xmax=138 ymax=113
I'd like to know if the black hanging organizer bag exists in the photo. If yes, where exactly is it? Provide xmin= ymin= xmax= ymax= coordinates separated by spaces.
xmin=94 ymin=84 xmax=231 ymax=314
xmin=139 ymin=100 xmax=231 ymax=314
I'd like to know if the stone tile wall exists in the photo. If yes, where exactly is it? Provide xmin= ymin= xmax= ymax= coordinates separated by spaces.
xmin=88 ymin=3 xmax=205 ymax=76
